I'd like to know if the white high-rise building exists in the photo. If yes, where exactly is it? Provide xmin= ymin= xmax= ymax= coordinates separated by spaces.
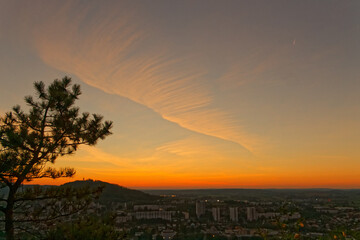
xmin=134 ymin=211 xmax=172 ymax=221
xmin=247 ymin=207 xmax=257 ymax=221
xmin=229 ymin=207 xmax=238 ymax=222
xmin=196 ymin=201 xmax=206 ymax=218
xmin=212 ymin=207 xmax=221 ymax=222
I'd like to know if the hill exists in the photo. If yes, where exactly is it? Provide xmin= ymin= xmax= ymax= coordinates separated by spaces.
xmin=62 ymin=180 xmax=160 ymax=204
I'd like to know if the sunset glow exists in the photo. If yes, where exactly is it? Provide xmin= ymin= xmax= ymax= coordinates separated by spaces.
xmin=0 ymin=1 xmax=359 ymax=189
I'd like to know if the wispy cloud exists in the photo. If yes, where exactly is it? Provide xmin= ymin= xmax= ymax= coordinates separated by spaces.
xmin=61 ymin=146 xmax=134 ymax=170
xmin=217 ymin=47 xmax=292 ymax=88
xmin=1 ymin=1 xmax=258 ymax=152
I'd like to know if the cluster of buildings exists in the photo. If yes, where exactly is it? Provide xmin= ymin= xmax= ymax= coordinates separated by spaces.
xmin=2 ymin=191 xmax=360 ymax=240
xmin=109 ymin=196 xmax=360 ymax=240
xmin=196 ymin=201 xmax=239 ymax=222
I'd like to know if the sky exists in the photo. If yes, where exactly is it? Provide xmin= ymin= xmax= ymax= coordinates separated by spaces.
xmin=0 ymin=0 xmax=359 ymax=189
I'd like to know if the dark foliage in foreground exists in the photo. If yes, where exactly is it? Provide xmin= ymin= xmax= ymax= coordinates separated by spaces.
xmin=45 ymin=214 xmax=119 ymax=240
xmin=0 ymin=77 xmax=112 ymax=240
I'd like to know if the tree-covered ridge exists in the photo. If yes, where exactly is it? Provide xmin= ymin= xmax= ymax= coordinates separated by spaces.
xmin=62 ymin=180 xmax=160 ymax=204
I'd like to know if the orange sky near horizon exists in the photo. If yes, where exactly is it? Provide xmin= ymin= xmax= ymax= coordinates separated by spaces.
xmin=30 ymin=172 xmax=360 ymax=190
xmin=1 ymin=1 xmax=360 ymax=189
xmin=30 ymin=146 xmax=360 ymax=189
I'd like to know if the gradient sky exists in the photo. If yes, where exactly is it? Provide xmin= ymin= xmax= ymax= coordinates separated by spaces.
xmin=0 ymin=0 xmax=359 ymax=189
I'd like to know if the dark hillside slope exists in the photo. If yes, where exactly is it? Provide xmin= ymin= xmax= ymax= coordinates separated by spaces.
xmin=62 ymin=180 xmax=159 ymax=203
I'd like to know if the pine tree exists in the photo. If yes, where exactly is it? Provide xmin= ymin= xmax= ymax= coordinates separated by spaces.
xmin=0 ymin=77 xmax=112 ymax=240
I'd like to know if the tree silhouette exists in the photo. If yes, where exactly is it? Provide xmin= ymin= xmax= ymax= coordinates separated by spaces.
xmin=0 ymin=77 xmax=112 ymax=240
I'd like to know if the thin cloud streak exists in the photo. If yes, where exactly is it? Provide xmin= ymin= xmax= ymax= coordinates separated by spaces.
xmin=2 ymin=1 xmax=258 ymax=152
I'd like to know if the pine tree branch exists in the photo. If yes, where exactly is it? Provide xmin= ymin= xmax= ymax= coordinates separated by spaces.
xmin=24 ymin=174 xmax=73 ymax=180
xmin=14 ymin=185 xmax=101 ymax=203
xmin=0 ymin=175 xmax=11 ymax=186
xmin=14 ymin=192 xmax=80 ymax=203
xmin=12 ymin=203 xmax=89 ymax=223
xmin=14 ymin=225 xmax=42 ymax=239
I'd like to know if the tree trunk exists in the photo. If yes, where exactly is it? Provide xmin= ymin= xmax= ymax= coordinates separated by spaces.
xmin=5 ymin=189 xmax=15 ymax=240
xmin=5 ymin=209 xmax=14 ymax=240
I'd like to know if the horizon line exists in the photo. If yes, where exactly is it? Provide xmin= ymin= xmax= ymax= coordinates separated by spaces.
xmin=22 ymin=182 xmax=360 ymax=191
